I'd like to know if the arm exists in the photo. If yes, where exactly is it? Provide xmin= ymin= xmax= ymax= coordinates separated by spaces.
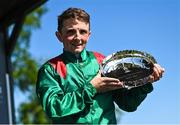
xmin=36 ymin=64 xmax=96 ymax=122
xmin=113 ymin=83 xmax=153 ymax=112
xmin=113 ymin=63 xmax=165 ymax=112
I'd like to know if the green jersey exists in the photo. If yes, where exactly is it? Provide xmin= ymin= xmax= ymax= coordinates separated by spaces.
xmin=36 ymin=49 xmax=153 ymax=124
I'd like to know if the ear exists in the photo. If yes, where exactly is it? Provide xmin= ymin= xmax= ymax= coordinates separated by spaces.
xmin=55 ymin=31 xmax=63 ymax=43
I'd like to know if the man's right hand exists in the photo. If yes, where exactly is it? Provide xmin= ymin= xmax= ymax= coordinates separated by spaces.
xmin=90 ymin=71 xmax=124 ymax=93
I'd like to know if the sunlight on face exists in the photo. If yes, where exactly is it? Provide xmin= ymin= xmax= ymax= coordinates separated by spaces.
xmin=59 ymin=19 xmax=91 ymax=54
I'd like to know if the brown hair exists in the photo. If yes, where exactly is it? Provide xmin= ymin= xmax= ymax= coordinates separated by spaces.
xmin=58 ymin=7 xmax=90 ymax=32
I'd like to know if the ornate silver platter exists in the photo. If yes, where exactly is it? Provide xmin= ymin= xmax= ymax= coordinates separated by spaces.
xmin=102 ymin=50 xmax=157 ymax=89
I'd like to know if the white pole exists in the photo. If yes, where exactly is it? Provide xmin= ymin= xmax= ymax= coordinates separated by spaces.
xmin=5 ymin=73 xmax=13 ymax=124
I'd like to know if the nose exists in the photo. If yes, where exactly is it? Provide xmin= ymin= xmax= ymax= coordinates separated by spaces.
xmin=74 ymin=30 xmax=81 ymax=40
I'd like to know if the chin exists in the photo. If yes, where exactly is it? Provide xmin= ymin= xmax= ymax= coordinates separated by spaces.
xmin=74 ymin=49 xmax=83 ymax=54
xmin=73 ymin=48 xmax=84 ymax=54
xmin=74 ymin=50 xmax=83 ymax=54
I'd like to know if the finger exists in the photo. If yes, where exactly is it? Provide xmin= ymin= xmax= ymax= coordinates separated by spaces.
xmin=106 ymin=82 xmax=124 ymax=89
xmin=152 ymin=66 xmax=160 ymax=80
xmin=110 ymin=81 xmax=124 ymax=86
xmin=148 ymin=75 xmax=154 ymax=83
xmin=154 ymin=64 xmax=165 ymax=75
xmin=103 ymin=77 xmax=120 ymax=82
xmin=153 ymin=64 xmax=161 ymax=75
xmin=149 ymin=64 xmax=165 ymax=83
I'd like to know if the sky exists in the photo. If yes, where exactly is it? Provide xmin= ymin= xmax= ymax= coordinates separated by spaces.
xmin=15 ymin=0 xmax=180 ymax=124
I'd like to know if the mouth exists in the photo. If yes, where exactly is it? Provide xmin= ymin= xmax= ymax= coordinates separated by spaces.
xmin=72 ymin=43 xmax=83 ymax=47
xmin=72 ymin=40 xmax=83 ymax=47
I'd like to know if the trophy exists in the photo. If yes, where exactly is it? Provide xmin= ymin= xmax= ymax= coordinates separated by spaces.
xmin=101 ymin=50 xmax=157 ymax=89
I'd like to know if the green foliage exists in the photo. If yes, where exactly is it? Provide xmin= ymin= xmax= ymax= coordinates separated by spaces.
xmin=13 ymin=51 xmax=38 ymax=91
xmin=18 ymin=96 xmax=51 ymax=124
xmin=12 ymin=6 xmax=51 ymax=124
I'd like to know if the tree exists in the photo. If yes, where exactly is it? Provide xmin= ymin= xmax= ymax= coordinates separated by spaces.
xmin=12 ymin=6 xmax=51 ymax=124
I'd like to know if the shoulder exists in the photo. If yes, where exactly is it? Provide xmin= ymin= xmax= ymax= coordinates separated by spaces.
xmin=49 ymin=55 xmax=66 ymax=79
xmin=39 ymin=55 xmax=66 ymax=79
xmin=48 ymin=55 xmax=64 ymax=66
xmin=91 ymin=51 xmax=105 ymax=64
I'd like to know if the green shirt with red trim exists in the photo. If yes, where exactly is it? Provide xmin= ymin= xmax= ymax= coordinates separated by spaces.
xmin=36 ymin=49 xmax=153 ymax=124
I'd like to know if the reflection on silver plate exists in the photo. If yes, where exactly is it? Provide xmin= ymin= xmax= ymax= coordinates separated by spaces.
xmin=102 ymin=50 xmax=157 ymax=89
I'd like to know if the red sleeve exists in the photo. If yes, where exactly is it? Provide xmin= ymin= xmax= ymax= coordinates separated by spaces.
xmin=93 ymin=52 xmax=105 ymax=65
xmin=49 ymin=55 xmax=66 ymax=79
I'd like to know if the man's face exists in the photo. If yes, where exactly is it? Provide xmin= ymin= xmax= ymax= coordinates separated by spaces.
xmin=56 ymin=19 xmax=91 ymax=54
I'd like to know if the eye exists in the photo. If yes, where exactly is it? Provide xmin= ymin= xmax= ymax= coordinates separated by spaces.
xmin=66 ymin=29 xmax=76 ymax=35
xmin=80 ymin=29 xmax=88 ymax=35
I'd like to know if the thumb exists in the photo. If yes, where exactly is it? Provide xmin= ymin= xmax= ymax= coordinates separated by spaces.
xmin=96 ymin=70 xmax=102 ymax=77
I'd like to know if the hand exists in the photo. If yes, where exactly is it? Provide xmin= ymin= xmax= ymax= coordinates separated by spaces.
xmin=148 ymin=63 xmax=165 ymax=83
xmin=90 ymin=71 xmax=124 ymax=93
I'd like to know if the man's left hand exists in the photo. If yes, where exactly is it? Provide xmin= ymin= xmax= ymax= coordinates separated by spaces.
xmin=148 ymin=63 xmax=165 ymax=83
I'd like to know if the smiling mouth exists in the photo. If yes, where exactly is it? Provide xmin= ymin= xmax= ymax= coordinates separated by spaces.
xmin=72 ymin=43 xmax=83 ymax=46
xmin=72 ymin=40 xmax=83 ymax=46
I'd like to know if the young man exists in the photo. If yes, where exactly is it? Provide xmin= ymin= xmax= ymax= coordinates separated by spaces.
xmin=36 ymin=8 xmax=164 ymax=124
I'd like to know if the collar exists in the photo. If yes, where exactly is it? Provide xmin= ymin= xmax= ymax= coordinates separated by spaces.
xmin=62 ymin=49 xmax=88 ymax=63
